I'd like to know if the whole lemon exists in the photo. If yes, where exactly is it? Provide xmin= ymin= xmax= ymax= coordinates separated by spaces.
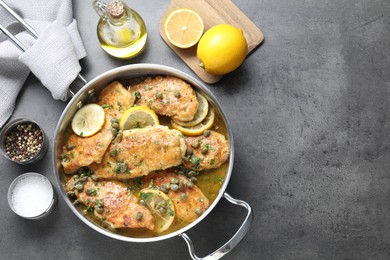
xmin=197 ymin=24 xmax=248 ymax=75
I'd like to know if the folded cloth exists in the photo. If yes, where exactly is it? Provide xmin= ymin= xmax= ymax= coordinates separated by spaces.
xmin=0 ymin=0 xmax=87 ymax=127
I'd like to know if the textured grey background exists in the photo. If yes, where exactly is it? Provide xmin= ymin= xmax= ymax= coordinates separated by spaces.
xmin=1 ymin=0 xmax=390 ymax=259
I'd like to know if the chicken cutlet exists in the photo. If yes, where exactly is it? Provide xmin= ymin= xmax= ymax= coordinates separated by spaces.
xmin=97 ymin=81 xmax=135 ymax=129
xmin=129 ymin=76 xmax=199 ymax=122
xmin=144 ymin=170 xmax=209 ymax=223
xmin=89 ymin=125 xmax=186 ymax=179
xmin=61 ymin=81 xmax=135 ymax=174
xmin=61 ymin=129 xmax=113 ymax=174
xmin=66 ymin=177 xmax=155 ymax=230
xmin=183 ymin=131 xmax=229 ymax=171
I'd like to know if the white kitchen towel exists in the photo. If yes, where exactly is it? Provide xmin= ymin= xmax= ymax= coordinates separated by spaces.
xmin=0 ymin=0 xmax=87 ymax=127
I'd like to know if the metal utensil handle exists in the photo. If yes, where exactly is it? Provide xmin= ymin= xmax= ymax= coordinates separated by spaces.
xmin=0 ymin=0 xmax=39 ymax=39
xmin=180 ymin=192 xmax=253 ymax=260
xmin=0 ymin=0 xmax=88 ymax=94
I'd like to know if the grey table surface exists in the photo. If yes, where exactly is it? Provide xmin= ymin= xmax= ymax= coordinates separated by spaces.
xmin=1 ymin=0 xmax=390 ymax=259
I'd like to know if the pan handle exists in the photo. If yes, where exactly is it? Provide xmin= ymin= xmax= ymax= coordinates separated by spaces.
xmin=180 ymin=192 xmax=253 ymax=260
xmin=68 ymin=74 xmax=88 ymax=98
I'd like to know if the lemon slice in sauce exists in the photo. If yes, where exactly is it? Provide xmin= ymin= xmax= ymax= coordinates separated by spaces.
xmin=140 ymin=188 xmax=175 ymax=233
xmin=71 ymin=103 xmax=105 ymax=137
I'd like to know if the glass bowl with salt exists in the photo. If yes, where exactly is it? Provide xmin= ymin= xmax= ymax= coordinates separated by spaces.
xmin=8 ymin=172 xmax=56 ymax=219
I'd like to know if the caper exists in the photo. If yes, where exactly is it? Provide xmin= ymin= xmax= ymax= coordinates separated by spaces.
xmin=111 ymin=122 xmax=119 ymax=129
xmin=134 ymin=91 xmax=141 ymax=99
xmin=95 ymin=206 xmax=104 ymax=214
xmin=190 ymin=177 xmax=198 ymax=183
xmin=165 ymin=184 xmax=171 ymax=190
xmin=139 ymin=199 xmax=146 ymax=206
xmin=91 ymin=175 xmax=98 ymax=181
xmin=73 ymin=174 xmax=79 ymax=180
xmin=174 ymin=90 xmax=181 ymax=98
xmin=186 ymin=181 xmax=194 ymax=188
xmin=111 ymin=128 xmax=118 ymax=136
xmin=111 ymin=118 xmax=119 ymax=124
xmin=136 ymin=212 xmax=143 ymax=220
xmin=80 ymin=173 xmax=85 ymax=178
xmin=187 ymin=171 xmax=196 ymax=177
xmin=120 ymin=163 xmax=128 ymax=173
xmin=191 ymin=141 xmax=199 ymax=148
xmin=110 ymin=149 xmax=118 ymax=157
xmin=170 ymin=177 xmax=179 ymax=184
xmin=115 ymin=132 xmax=123 ymax=142
xmin=75 ymin=183 xmax=83 ymax=190
xmin=180 ymin=193 xmax=188 ymax=201
xmin=79 ymin=176 xmax=88 ymax=182
xmin=203 ymin=130 xmax=211 ymax=137
xmin=201 ymin=146 xmax=208 ymax=154
xmin=67 ymin=143 xmax=74 ymax=150
xmin=160 ymin=184 xmax=168 ymax=194
xmin=114 ymin=164 xmax=121 ymax=173
xmin=170 ymin=184 xmax=179 ymax=191
xmin=195 ymin=208 xmax=203 ymax=215
xmin=179 ymin=183 xmax=184 ymax=190
xmin=155 ymin=91 xmax=163 ymax=99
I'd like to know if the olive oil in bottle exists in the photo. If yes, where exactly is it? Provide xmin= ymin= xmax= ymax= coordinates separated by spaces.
xmin=93 ymin=0 xmax=147 ymax=59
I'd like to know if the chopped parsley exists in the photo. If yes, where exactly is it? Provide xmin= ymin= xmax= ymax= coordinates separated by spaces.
xmin=101 ymin=104 xmax=113 ymax=109
xmin=190 ymin=156 xmax=200 ymax=169
xmin=94 ymin=199 xmax=103 ymax=207
xmin=215 ymin=176 xmax=225 ymax=184
xmin=86 ymin=188 xmax=97 ymax=196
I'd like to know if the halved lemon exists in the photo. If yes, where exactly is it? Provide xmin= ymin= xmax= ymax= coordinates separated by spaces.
xmin=164 ymin=8 xmax=204 ymax=48
xmin=172 ymin=92 xmax=209 ymax=127
xmin=71 ymin=103 xmax=105 ymax=137
xmin=140 ymin=188 xmax=175 ymax=233
xmin=171 ymin=107 xmax=215 ymax=136
xmin=119 ymin=106 xmax=159 ymax=130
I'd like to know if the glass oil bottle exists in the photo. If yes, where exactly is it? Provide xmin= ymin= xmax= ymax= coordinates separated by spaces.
xmin=93 ymin=0 xmax=147 ymax=59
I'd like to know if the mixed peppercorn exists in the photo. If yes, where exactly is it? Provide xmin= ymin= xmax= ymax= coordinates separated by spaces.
xmin=4 ymin=122 xmax=44 ymax=162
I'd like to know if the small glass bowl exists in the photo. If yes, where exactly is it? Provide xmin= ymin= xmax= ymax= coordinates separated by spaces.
xmin=8 ymin=172 xmax=56 ymax=219
xmin=0 ymin=118 xmax=48 ymax=164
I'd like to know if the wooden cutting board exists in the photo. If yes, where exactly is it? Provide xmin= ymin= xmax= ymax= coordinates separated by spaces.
xmin=159 ymin=0 xmax=264 ymax=84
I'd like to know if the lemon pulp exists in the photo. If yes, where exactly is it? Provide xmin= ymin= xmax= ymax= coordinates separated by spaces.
xmin=164 ymin=9 xmax=204 ymax=48
xmin=71 ymin=104 xmax=105 ymax=137
xmin=119 ymin=106 xmax=159 ymax=130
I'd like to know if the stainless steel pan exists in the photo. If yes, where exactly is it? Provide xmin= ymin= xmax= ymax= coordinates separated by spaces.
xmin=52 ymin=64 xmax=253 ymax=259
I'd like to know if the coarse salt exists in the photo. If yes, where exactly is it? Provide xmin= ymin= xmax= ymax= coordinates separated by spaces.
xmin=11 ymin=175 xmax=53 ymax=218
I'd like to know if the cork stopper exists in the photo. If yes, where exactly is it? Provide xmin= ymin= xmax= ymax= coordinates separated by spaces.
xmin=107 ymin=0 xmax=125 ymax=18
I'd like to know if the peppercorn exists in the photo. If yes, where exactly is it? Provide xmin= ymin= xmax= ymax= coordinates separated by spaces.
xmin=4 ymin=122 xmax=44 ymax=162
